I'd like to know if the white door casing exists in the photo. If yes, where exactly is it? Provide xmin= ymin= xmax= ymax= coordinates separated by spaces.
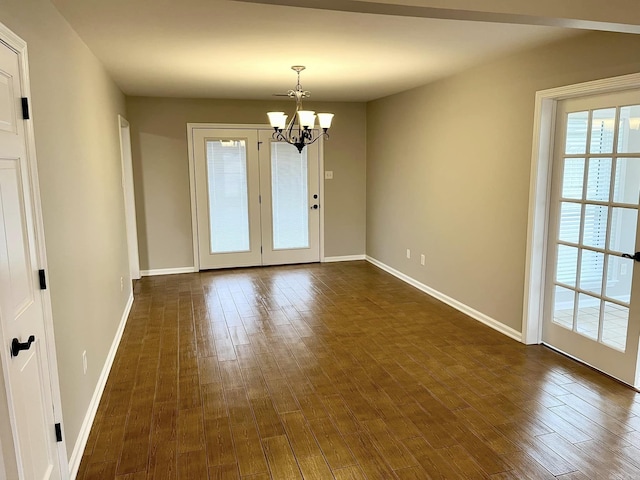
xmin=0 ymin=25 xmax=67 ymax=479
xmin=188 ymin=124 xmax=323 ymax=270
xmin=524 ymin=73 xmax=640 ymax=389
xmin=118 ymin=116 xmax=140 ymax=281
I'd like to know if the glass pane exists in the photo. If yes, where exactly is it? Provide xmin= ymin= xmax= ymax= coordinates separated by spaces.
xmin=590 ymin=108 xmax=616 ymax=154
xmin=580 ymin=249 xmax=604 ymax=295
xmin=206 ymin=139 xmax=250 ymax=253
xmin=271 ymin=142 xmax=309 ymax=250
xmin=618 ymin=105 xmax=640 ymax=154
xmin=565 ymin=111 xmax=588 ymax=154
xmin=582 ymin=205 xmax=608 ymax=249
xmin=559 ymin=202 xmax=581 ymax=244
xmin=556 ymin=245 xmax=578 ymax=287
xmin=606 ymin=255 xmax=633 ymax=304
xmin=562 ymin=158 xmax=585 ymax=199
xmin=609 ymin=207 xmax=637 ymax=254
xmin=553 ymin=285 xmax=575 ymax=330
xmin=585 ymin=158 xmax=612 ymax=202
xmin=613 ymin=158 xmax=640 ymax=205
xmin=576 ymin=294 xmax=600 ymax=340
xmin=601 ymin=302 xmax=628 ymax=351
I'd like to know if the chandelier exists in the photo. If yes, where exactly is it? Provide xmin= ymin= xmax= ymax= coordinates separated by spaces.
xmin=267 ymin=66 xmax=334 ymax=153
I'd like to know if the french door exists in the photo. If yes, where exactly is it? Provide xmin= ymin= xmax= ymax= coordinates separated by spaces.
xmin=191 ymin=126 xmax=320 ymax=270
xmin=543 ymin=89 xmax=640 ymax=386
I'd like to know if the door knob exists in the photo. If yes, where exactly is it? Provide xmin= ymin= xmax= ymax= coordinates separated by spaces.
xmin=621 ymin=252 xmax=640 ymax=262
xmin=310 ymin=205 xmax=318 ymax=210
xmin=11 ymin=335 xmax=35 ymax=357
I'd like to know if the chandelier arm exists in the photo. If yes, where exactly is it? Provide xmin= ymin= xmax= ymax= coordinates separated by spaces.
xmin=303 ymin=130 xmax=329 ymax=146
xmin=271 ymin=129 xmax=328 ymax=153
xmin=282 ymin=101 xmax=301 ymax=143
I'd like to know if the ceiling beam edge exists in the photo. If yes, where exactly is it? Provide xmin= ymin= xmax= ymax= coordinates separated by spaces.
xmin=231 ymin=0 xmax=640 ymax=34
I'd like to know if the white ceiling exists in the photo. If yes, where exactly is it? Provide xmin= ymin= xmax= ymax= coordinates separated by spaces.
xmin=49 ymin=0 xmax=636 ymax=102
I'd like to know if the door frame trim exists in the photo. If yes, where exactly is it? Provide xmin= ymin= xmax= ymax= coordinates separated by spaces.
xmin=186 ymin=123 xmax=326 ymax=271
xmin=118 ymin=115 xmax=141 ymax=281
xmin=523 ymin=72 xmax=640 ymax=351
xmin=0 ymin=21 xmax=69 ymax=478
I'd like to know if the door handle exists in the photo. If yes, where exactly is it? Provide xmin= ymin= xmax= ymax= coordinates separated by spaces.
xmin=621 ymin=252 xmax=640 ymax=262
xmin=11 ymin=335 xmax=35 ymax=357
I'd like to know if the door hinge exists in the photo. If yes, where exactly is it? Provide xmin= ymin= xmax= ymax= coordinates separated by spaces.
xmin=258 ymin=141 xmax=262 ymax=150
xmin=54 ymin=423 xmax=62 ymax=442
xmin=260 ymin=246 xmax=263 ymax=253
xmin=21 ymin=98 xmax=30 ymax=120
xmin=259 ymin=194 xmax=262 ymax=204
xmin=39 ymin=269 xmax=47 ymax=290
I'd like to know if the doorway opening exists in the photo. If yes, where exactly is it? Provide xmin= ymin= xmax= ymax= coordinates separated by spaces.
xmin=188 ymin=124 xmax=324 ymax=271
xmin=524 ymin=73 xmax=640 ymax=389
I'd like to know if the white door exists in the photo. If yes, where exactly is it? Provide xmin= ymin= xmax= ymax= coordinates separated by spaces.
xmin=259 ymin=130 xmax=320 ymax=265
xmin=0 ymin=42 xmax=63 ymax=478
xmin=193 ymin=129 xmax=262 ymax=269
xmin=543 ymin=89 xmax=640 ymax=387
xmin=191 ymin=127 xmax=321 ymax=269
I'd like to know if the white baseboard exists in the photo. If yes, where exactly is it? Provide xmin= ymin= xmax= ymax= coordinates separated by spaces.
xmin=68 ymin=292 xmax=134 ymax=479
xmin=365 ymin=256 xmax=522 ymax=342
xmin=140 ymin=266 xmax=197 ymax=276
xmin=322 ymin=255 xmax=366 ymax=263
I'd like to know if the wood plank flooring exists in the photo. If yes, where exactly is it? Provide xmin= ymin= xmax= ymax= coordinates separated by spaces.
xmin=77 ymin=261 xmax=640 ymax=479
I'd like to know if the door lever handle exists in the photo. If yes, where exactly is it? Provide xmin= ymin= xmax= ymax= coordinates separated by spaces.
xmin=11 ymin=335 xmax=35 ymax=357
xmin=621 ymin=252 xmax=640 ymax=262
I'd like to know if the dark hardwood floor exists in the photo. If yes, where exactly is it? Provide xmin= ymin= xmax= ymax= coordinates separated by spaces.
xmin=77 ymin=261 xmax=640 ymax=479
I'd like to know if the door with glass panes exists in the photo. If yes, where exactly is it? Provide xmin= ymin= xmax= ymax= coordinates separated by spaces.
xmin=192 ymin=127 xmax=320 ymax=270
xmin=543 ymin=90 xmax=640 ymax=387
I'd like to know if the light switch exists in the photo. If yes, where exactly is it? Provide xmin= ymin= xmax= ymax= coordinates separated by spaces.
xmin=325 ymin=171 xmax=334 ymax=180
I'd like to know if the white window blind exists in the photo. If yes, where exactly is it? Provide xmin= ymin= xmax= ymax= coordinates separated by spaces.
xmin=271 ymin=142 xmax=309 ymax=250
xmin=557 ymin=107 xmax=640 ymax=301
xmin=206 ymin=140 xmax=250 ymax=253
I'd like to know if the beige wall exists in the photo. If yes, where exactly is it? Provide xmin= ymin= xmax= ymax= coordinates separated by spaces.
xmin=0 ymin=0 xmax=130 ymax=468
xmin=126 ymin=97 xmax=366 ymax=270
xmin=367 ymin=31 xmax=640 ymax=333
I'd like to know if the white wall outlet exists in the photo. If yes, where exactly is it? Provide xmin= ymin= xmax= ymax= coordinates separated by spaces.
xmin=406 ymin=249 xmax=411 ymax=259
xmin=120 ymin=276 xmax=124 ymax=291
xmin=325 ymin=171 xmax=334 ymax=180
xmin=82 ymin=351 xmax=87 ymax=375
xmin=421 ymin=254 xmax=425 ymax=266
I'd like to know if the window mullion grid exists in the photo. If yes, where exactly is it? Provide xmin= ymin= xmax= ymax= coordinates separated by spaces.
xmin=571 ymin=110 xmax=594 ymax=332
xmin=594 ymin=107 xmax=621 ymax=343
xmin=554 ymin=281 xmax=630 ymax=309
xmin=557 ymin=198 xmax=637 ymax=209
